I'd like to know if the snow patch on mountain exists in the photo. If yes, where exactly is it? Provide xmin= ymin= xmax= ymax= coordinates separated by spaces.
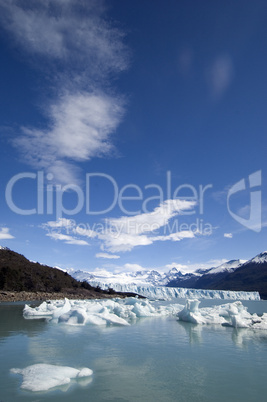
xmin=247 ymin=251 xmax=267 ymax=265
xmin=207 ymin=259 xmax=247 ymax=275
xmin=69 ymin=267 xmax=198 ymax=288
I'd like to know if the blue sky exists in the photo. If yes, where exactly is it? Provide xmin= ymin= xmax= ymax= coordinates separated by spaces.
xmin=0 ymin=0 xmax=266 ymax=273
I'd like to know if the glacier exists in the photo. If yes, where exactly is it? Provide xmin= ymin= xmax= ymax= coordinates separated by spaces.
xmin=88 ymin=283 xmax=260 ymax=301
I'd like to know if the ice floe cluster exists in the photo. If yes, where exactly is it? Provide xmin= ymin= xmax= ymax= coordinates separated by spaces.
xmin=23 ymin=297 xmax=267 ymax=330
xmin=23 ymin=297 xmax=183 ymax=326
xmin=178 ymin=299 xmax=267 ymax=329
xmin=11 ymin=364 xmax=93 ymax=392
xmin=13 ymin=297 xmax=267 ymax=393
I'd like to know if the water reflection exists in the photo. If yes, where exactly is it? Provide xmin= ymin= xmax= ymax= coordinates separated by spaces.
xmin=178 ymin=320 xmax=203 ymax=344
xmin=178 ymin=317 xmax=267 ymax=349
xmin=232 ymin=327 xmax=267 ymax=348
xmin=0 ymin=304 xmax=47 ymax=340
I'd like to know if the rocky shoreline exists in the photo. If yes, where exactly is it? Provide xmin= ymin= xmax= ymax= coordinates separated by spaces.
xmin=0 ymin=290 xmax=133 ymax=303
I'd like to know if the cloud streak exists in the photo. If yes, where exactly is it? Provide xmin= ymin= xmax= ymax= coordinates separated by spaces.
xmin=42 ymin=199 xmax=199 ymax=252
xmin=96 ymin=253 xmax=120 ymax=259
xmin=0 ymin=227 xmax=15 ymax=240
xmin=46 ymin=232 xmax=89 ymax=246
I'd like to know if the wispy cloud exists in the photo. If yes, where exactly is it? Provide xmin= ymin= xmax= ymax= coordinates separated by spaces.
xmin=106 ymin=199 xmax=195 ymax=235
xmin=16 ymin=91 xmax=124 ymax=183
xmin=0 ymin=227 xmax=15 ymax=240
xmin=0 ymin=0 xmax=128 ymax=74
xmin=43 ymin=218 xmax=75 ymax=229
xmin=46 ymin=232 xmax=89 ymax=246
xmin=42 ymin=199 xmax=201 ymax=252
xmin=96 ymin=253 xmax=120 ymax=259
xmin=0 ymin=0 xmax=128 ymax=183
xmin=99 ymin=199 xmax=197 ymax=252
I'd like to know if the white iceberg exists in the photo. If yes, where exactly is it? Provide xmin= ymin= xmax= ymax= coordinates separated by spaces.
xmin=23 ymin=297 xmax=183 ymax=326
xmin=178 ymin=299 xmax=267 ymax=329
xmin=10 ymin=364 xmax=93 ymax=392
xmin=177 ymin=299 xmax=226 ymax=325
xmin=23 ymin=297 xmax=267 ymax=331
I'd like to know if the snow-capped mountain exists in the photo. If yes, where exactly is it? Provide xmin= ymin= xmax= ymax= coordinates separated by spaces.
xmin=69 ymin=266 xmax=199 ymax=289
xmin=68 ymin=251 xmax=267 ymax=299
xmin=69 ymin=258 xmax=247 ymax=290
xmin=246 ymin=251 xmax=267 ymax=265
xmin=206 ymin=259 xmax=247 ymax=275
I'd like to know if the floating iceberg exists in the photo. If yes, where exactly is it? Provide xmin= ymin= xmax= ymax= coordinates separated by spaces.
xmin=23 ymin=297 xmax=183 ymax=326
xmin=178 ymin=299 xmax=267 ymax=329
xmin=23 ymin=297 xmax=267 ymax=331
xmin=10 ymin=364 xmax=93 ymax=392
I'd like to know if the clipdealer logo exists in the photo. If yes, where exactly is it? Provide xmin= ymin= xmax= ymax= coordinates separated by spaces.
xmin=5 ymin=171 xmax=212 ymax=218
xmin=227 ymin=170 xmax=262 ymax=232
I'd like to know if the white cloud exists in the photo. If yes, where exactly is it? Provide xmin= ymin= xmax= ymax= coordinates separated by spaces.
xmin=152 ymin=230 xmax=195 ymax=242
xmin=16 ymin=91 xmax=124 ymax=183
xmin=122 ymin=263 xmax=144 ymax=272
xmin=0 ymin=227 xmax=15 ymax=240
xmin=224 ymin=233 xmax=233 ymax=238
xmin=46 ymin=232 xmax=88 ymax=246
xmin=0 ymin=0 xmax=128 ymax=184
xmin=44 ymin=218 xmax=75 ymax=229
xmin=96 ymin=253 xmax=120 ymax=259
xmin=107 ymin=199 xmax=196 ymax=235
xmin=99 ymin=199 xmax=197 ymax=252
xmin=99 ymin=232 xmax=153 ymax=253
xmin=41 ymin=199 xmax=199 ymax=251
xmin=0 ymin=0 xmax=128 ymax=74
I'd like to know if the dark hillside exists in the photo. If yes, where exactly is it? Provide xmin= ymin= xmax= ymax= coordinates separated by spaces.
xmin=211 ymin=262 xmax=267 ymax=299
xmin=0 ymin=248 xmax=134 ymax=300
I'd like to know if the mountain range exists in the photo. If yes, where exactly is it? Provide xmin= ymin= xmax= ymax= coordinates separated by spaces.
xmin=1 ymin=245 xmax=267 ymax=299
xmin=69 ymin=252 xmax=267 ymax=299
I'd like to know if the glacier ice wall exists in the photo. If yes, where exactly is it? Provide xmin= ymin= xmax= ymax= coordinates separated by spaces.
xmin=89 ymin=282 xmax=260 ymax=301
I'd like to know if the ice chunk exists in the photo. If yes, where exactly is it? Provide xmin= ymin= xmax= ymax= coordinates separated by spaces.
xmin=23 ymin=302 xmax=54 ymax=318
xmin=58 ymin=308 xmax=88 ymax=325
xmin=23 ymin=298 xmax=71 ymax=319
xmin=177 ymin=300 xmax=207 ymax=324
xmin=52 ymin=298 xmax=71 ymax=318
xmin=178 ymin=300 xmax=267 ymax=330
xmin=10 ymin=364 xmax=93 ymax=392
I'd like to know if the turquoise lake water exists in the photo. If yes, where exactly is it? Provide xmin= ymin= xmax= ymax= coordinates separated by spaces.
xmin=1 ymin=299 xmax=267 ymax=402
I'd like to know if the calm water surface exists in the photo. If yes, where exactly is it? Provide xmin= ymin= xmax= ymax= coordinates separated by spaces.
xmin=1 ymin=300 xmax=267 ymax=402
